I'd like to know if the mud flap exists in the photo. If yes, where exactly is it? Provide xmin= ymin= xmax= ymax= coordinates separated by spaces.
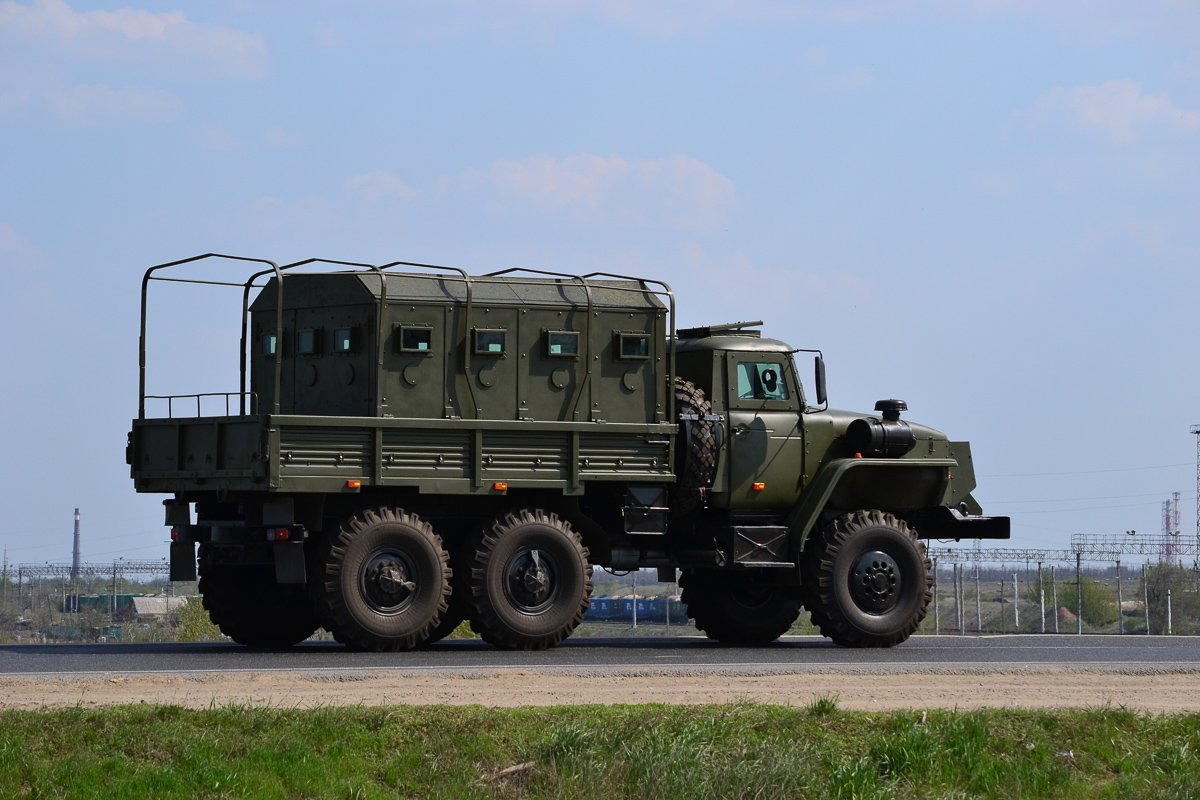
xmin=273 ymin=541 xmax=307 ymax=584
xmin=170 ymin=540 xmax=197 ymax=582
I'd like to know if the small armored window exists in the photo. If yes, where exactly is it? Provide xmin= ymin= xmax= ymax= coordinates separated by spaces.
xmin=261 ymin=333 xmax=277 ymax=357
xmin=736 ymin=362 xmax=790 ymax=401
xmin=474 ymin=328 xmax=506 ymax=355
xmin=398 ymin=326 xmax=432 ymax=353
xmin=333 ymin=328 xmax=356 ymax=354
xmin=296 ymin=329 xmax=320 ymax=355
xmin=547 ymin=330 xmax=579 ymax=357
xmin=617 ymin=332 xmax=650 ymax=360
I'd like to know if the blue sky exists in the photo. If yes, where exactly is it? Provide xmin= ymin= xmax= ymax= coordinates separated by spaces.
xmin=1 ymin=0 xmax=1198 ymax=565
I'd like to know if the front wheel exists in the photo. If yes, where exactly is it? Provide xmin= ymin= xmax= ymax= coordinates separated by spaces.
xmin=680 ymin=570 xmax=802 ymax=643
xmin=800 ymin=510 xmax=931 ymax=647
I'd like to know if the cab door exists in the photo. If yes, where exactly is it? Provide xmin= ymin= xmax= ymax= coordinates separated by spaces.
xmin=725 ymin=353 xmax=805 ymax=510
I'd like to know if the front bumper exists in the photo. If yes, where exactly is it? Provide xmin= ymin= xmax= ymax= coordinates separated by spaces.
xmin=912 ymin=506 xmax=1010 ymax=540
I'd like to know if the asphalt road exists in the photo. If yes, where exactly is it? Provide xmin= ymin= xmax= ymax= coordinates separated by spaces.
xmin=1 ymin=635 xmax=1198 ymax=676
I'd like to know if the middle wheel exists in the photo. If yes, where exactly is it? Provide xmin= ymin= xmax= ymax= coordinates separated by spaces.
xmin=311 ymin=506 xmax=451 ymax=651
xmin=680 ymin=569 xmax=802 ymax=643
xmin=468 ymin=508 xmax=593 ymax=650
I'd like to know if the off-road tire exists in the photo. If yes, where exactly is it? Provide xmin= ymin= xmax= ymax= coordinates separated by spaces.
xmin=800 ymin=510 xmax=932 ymax=648
xmin=422 ymin=539 xmax=472 ymax=645
xmin=674 ymin=377 xmax=718 ymax=516
xmin=680 ymin=569 xmax=802 ymax=643
xmin=198 ymin=562 xmax=318 ymax=647
xmin=467 ymin=508 xmax=593 ymax=650
xmin=310 ymin=506 xmax=451 ymax=651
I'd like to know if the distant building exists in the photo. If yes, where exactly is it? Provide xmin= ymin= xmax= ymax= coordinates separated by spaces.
xmin=131 ymin=596 xmax=187 ymax=620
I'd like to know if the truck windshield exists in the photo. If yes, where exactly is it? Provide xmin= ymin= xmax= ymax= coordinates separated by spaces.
xmin=737 ymin=362 xmax=789 ymax=400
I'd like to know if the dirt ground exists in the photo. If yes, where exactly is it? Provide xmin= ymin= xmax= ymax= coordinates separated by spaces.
xmin=4 ymin=666 xmax=1200 ymax=712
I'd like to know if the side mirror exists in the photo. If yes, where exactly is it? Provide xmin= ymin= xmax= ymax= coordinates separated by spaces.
xmin=814 ymin=356 xmax=827 ymax=406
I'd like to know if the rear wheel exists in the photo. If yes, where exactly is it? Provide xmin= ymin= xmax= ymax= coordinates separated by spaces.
xmin=198 ymin=561 xmax=318 ymax=647
xmin=800 ymin=510 xmax=931 ymax=647
xmin=680 ymin=570 xmax=801 ymax=643
xmin=468 ymin=508 xmax=592 ymax=650
xmin=311 ymin=506 xmax=451 ymax=651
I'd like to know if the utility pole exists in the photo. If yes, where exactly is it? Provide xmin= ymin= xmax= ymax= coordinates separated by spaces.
xmin=953 ymin=564 xmax=960 ymax=634
xmin=1038 ymin=561 xmax=1044 ymax=633
xmin=959 ymin=564 xmax=966 ymax=635
xmin=1052 ymin=565 xmax=1058 ymax=633
xmin=975 ymin=565 xmax=981 ymax=633
xmin=933 ymin=557 xmax=939 ymax=634
xmin=631 ymin=569 xmax=637 ymax=628
xmin=1076 ymin=553 xmax=1083 ymax=635
xmin=1191 ymin=425 xmax=1200 ymax=543
xmin=1116 ymin=559 xmax=1123 ymax=635
xmin=1143 ymin=562 xmax=1151 ymax=635
xmin=1012 ymin=572 xmax=1019 ymax=632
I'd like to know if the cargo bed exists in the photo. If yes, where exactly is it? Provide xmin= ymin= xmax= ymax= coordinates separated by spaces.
xmin=130 ymin=414 xmax=677 ymax=495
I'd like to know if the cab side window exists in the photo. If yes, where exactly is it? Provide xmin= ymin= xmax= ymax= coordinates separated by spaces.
xmin=736 ymin=362 xmax=789 ymax=401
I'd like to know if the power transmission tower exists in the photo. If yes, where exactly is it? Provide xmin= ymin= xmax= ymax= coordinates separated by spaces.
xmin=1191 ymin=425 xmax=1200 ymax=549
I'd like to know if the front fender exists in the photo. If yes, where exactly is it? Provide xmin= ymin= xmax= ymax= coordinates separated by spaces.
xmin=784 ymin=457 xmax=956 ymax=561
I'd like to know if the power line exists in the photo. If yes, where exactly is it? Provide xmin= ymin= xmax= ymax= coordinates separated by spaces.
xmin=981 ymin=462 xmax=1192 ymax=478
xmin=991 ymin=491 xmax=1196 ymax=505
xmin=1002 ymin=500 xmax=1186 ymax=515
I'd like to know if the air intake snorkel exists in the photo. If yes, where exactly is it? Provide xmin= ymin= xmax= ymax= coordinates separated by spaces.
xmin=846 ymin=399 xmax=917 ymax=457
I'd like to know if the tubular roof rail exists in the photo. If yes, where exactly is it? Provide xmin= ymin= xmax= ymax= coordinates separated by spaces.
xmin=140 ymin=255 xmax=676 ymax=424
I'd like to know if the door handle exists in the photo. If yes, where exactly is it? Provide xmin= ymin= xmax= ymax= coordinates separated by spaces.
xmin=732 ymin=424 xmax=749 ymax=435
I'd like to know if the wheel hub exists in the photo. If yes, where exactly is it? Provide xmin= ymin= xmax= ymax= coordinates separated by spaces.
xmin=850 ymin=550 xmax=901 ymax=613
xmin=503 ymin=548 xmax=558 ymax=613
xmin=360 ymin=550 xmax=418 ymax=614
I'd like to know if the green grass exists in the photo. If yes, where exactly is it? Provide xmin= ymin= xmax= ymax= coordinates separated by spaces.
xmin=2 ymin=702 xmax=1199 ymax=799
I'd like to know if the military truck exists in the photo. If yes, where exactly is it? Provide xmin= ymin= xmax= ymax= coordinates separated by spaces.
xmin=129 ymin=254 xmax=1008 ymax=651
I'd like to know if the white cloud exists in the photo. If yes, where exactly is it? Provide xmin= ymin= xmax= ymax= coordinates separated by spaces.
xmin=478 ymin=153 xmax=736 ymax=227
xmin=198 ymin=125 xmax=242 ymax=151
xmin=48 ymin=82 xmax=179 ymax=122
xmin=0 ymin=75 xmax=180 ymax=123
xmin=1011 ymin=80 xmax=1200 ymax=143
xmin=0 ymin=0 xmax=267 ymax=79
xmin=397 ymin=0 xmax=1199 ymax=43
xmin=346 ymin=154 xmax=736 ymax=229
xmin=312 ymin=23 xmax=344 ymax=48
xmin=345 ymin=171 xmax=418 ymax=204
xmin=679 ymin=245 xmax=877 ymax=327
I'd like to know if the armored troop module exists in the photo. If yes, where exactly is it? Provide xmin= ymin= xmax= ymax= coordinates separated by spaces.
xmin=130 ymin=255 xmax=1009 ymax=651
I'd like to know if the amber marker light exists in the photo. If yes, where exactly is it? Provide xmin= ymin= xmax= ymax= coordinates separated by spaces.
xmin=493 ymin=482 xmax=508 ymax=491
xmin=752 ymin=482 xmax=766 ymax=491
xmin=346 ymin=480 xmax=362 ymax=489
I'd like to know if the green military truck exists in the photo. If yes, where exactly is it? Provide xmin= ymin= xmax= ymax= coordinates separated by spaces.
xmin=130 ymin=254 xmax=1008 ymax=651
